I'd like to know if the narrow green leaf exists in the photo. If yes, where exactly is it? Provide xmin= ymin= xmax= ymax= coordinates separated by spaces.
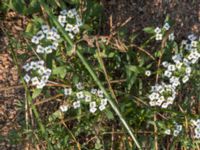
xmin=143 ymin=27 xmax=155 ymax=34
xmin=32 ymin=88 xmax=42 ymax=99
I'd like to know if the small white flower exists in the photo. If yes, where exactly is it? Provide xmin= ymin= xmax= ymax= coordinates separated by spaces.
xmin=172 ymin=54 xmax=182 ymax=63
xmin=44 ymin=68 xmax=51 ymax=76
xmin=67 ymin=9 xmax=75 ymax=18
xmin=173 ymin=130 xmax=179 ymax=137
xmin=167 ymin=97 xmax=174 ymax=104
xmin=101 ymin=98 xmax=108 ymax=106
xmin=175 ymin=62 xmax=183 ymax=70
xmin=53 ymin=33 xmax=60 ymax=40
xmin=176 ymin=125 xmax=182 ymax=131
xmin=152 ymin=92 xmax=160 ymax=99
xmin=149 ymin=94 xmax=155 ymax=101
xmin=164 ymin=129 xmax=171 ymax=135
xmin=182 ymin=76 xmax=189 ymax=83
xmin=31 ymin=36 xmax=39 ymax=44
xmin=73 ymin=101 xmax=80 ymax=109
xmin=164 ymin=70 xmax=172 ymax=78
xmin=156 ymin=99 xmax=163 ymax=106
xmin=85 ymin=95 xmax=91 ymax=102
xmin=91 ymin=88 xmax=97 ymax=94
xmin=191 ymin=41 xmax=197 ymax=47
xmin=41 ymin=75 xmax=49 ymax=83
xmin=24 ymin=74 xmax=31 ymax=83
xmin=68 ymin=33 xmax=74 ymax=39
xmin=36 ymin=30 xmax=45 ymax=40
xmin=65 ymin=24 xmax=73 ymax=32
xmin=89 ymin=101 xmax=96 ymax=108
xmin=196 ymin=119 xmax=200 ymax=126
xmin=76 ymin=82 xmax=84 ymax=90
xmin=36 ymin=45 xmax=45 ymax=53
xmin=99 ymin=105 xmax=106 ymax=111
xmin=76 ymin=91 xmax=84 ymax=99
xmin=51 ymin=42 xmax=59 ymax=50
xmin=183 ymin=58 xmax=190 ymax=65
xmin=41 ymin=25 xmax=49 ymax=33
xmin=156 ymin=33 xmax=162 ymax=41
xmin=185 ymin=44 xmax=192 ymax=51
xmin=36 ymin=81 xmax=46 ymax=89
xmin=60 ymin=105 xmax=68 ymax=112
xmin=185 ymin=67 xmax=192 ymax=74
xmin=194 ymin=133 xmax=200 ymax=139
xmin=45 ymin=46 xmax=53 ymax=54
xmin=168 ymin=33 xmax=175 ymax=41
xmin=51 ymin=27 xmax=57 ymax=33
xmin=191 ymin=119 xmax=197 ymax=126
xmin=161 ymin=102 xmax=169 ymax=108
xmin=163 ymin=23 xmax=170 ymax=30
xmin=72 ymin=25 xmax=80 ymax=34
xmin=58 ymin=15 xmax=67 ymax=24
xmin=188 ymin=34 xmax=197 ymax=41
xmin=37 ymin=60 xmax=45 ymax=66
xmin=30 ymin=61 xmax=38 ymax=70
xmin=31 ymin=77 xmax=39 ymax=86
xmin=97 ymin=90 xmax=104 ymax=98
xmin=71 ymin=8 xmax=77 ymax=16
xmin=76 ymin=17 xmax=83 ymax=27
xmin=149 ymin=100 xmax=156 ymax=106
xmin=37 ymin=66 xmax=45 ymax=75
xmin=46 ymin=31 xmax=54 ymax=40
xmin=167 ymin=64 xmax=176 ymax=71
xmin=64 ymin=88 xmax=72 ymax=96
xmin=145 ymin=70 xmax=151 ymax=77
xmin=162 ymin=61 xmax=169 ymax=68
xmin=154 ymin=27 xmax=161 ymax=33
xmin=60 ymin=9 xmax=68 ymax=15
xmin=90 ymin=107 xmax=97 ymax=113
xmin=23 ymin=63 xmax=32 ymax=72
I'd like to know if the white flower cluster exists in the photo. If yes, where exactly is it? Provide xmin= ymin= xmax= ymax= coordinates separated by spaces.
xmin=154 ymin=22 xmax=174 ymax=41
xmin=58 ymin=9 xmax=83 ymax=39
xmin=149 ymin=35 xmax=199 ymax=108
xmin=149 ymin=82 xmax=176 ymax=108
xmin=23 ymin=60 xmax=51 ymax=89
xmin=164 ymin=122 xmax=182 ymax=137
xmin=59 ymin=82 xmax=108 ymax=114
xmin=191 ymin=119 xmax=200 ymax=139
xmin=173 ymin=123 xmax=183 ymax=137
xmin=23 ymin=8 xmax=82 ymax=89
xmin=31 ymin=25 xmax=60 ymax=54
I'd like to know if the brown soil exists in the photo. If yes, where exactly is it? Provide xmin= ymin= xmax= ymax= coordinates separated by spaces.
xmin=101 ymin=0 xmax=200 ymax=37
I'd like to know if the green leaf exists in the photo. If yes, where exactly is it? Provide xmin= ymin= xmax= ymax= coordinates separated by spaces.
xmin=105 ymin=110 xmax=114 ymax=120
xmin=32 ymin=88 xmax=42 ymax=99
xmin=143 ymin=27 xmax=155 ymax=34
xmin=10 ymin=0 xmax=26 ymax=14
xmin=27 ymin=0 xmax=41 ymax=15
xmin=48 ymin=110 xmax=63 ymax=122
xmin=95 ymin=138 xmax=102 ymax=149
xmin=25 ymin=23 xmax=34 ymax=33
xmin=126 ymin=65 xmax=139 ymax=73
xmin=52 ymin=66 xmax=67 ymax=79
